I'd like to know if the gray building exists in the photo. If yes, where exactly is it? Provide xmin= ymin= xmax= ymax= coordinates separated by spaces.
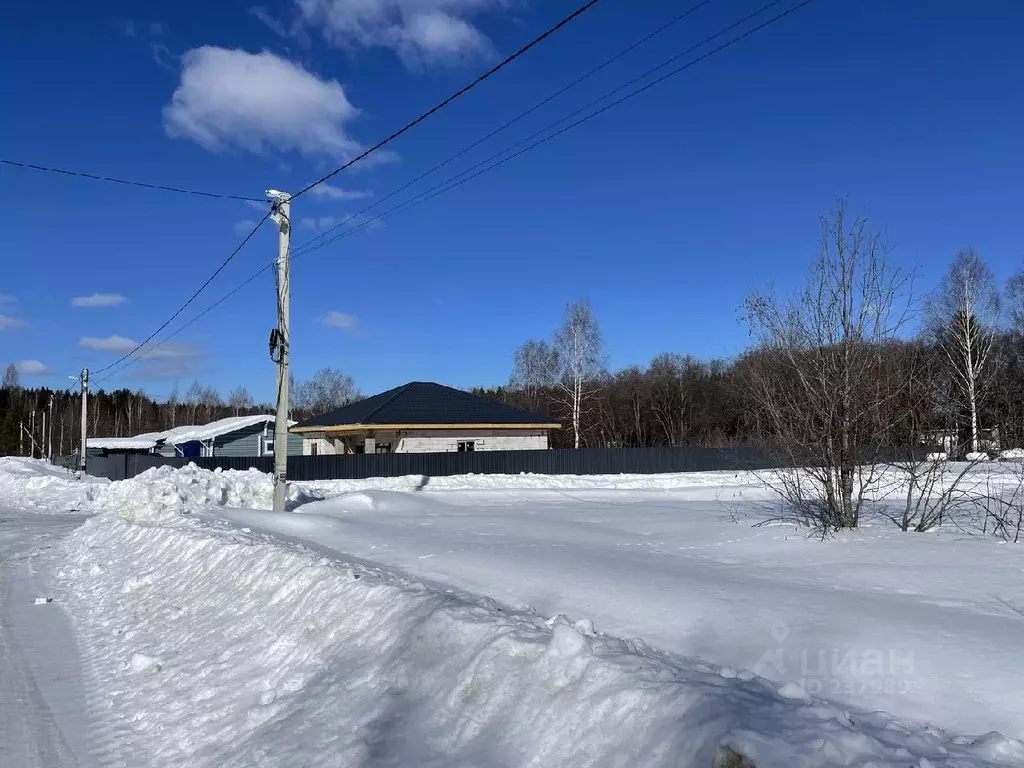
xmin=89 ymin=415 xmax=302 ymax=458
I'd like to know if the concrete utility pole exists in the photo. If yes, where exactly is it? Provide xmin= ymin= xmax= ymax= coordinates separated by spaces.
xmin=41 ymin=409 xmax=46 ymax=462
xmin=79 ymin=369 xmax=89 ymax=476
xmin=268 ymin=190 xmax=291 ymax=512
xmin=47 ymin=395 xmax=53 ymax=460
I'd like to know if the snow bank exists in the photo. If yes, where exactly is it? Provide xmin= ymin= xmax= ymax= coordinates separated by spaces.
xmin=0 ymin=458 xmax=769 ymax=516
xmin=49 ymin=468 xmax=1022 ymax=767
xmin=999 ymin=448 xmax=1024 ymax=460
xmin=0 ymin=459 xmax=314 ymax=516
xmin=0 ymin=457 xmax=107 ymax=511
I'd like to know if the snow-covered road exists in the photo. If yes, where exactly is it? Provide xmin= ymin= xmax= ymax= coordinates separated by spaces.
xmin=0 ymin=510 xmax=95 ymax=768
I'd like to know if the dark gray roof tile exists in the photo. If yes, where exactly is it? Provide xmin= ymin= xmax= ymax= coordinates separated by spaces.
xmin=294 ymin=382 xmax=559 ymax=429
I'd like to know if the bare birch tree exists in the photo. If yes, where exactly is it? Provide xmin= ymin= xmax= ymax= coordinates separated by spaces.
xmin=166 ymin=382 xmax=180 ymax=428
xmin=743 ymin=203 xmax=913 ymax=534
xmin=925 ymin=249 xmax=1000 ymax=454
xmin=228 ymin=386 xmax=254 ymax=416
xmin=510 ymin=340 xmax=559 ymax=412
xmin=184 ymin=380 xmax=203 ymax=424
xmin=292 ymin=368 xmax=360 ymax=417
xmin=3 ymin=364 xmax=19 ymax=391
xmin=554 ymin=301 xmax=603 ymax=449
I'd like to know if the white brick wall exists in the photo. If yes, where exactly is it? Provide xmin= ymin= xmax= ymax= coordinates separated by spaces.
xmin=396 ymin=430 xmax=548 ymax=453
xmin=301 ymin=437 xmax=346 ymax=455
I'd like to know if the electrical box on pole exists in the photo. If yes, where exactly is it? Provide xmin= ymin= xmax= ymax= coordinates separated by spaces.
xmin=267 ymin=190 xmax=291 ymax=512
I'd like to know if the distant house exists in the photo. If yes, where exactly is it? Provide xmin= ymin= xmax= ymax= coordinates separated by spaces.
xmin=291 ymin=381 xmax=560 ymax=455
xmin=88 ymin=415 xmax=302 ymax=458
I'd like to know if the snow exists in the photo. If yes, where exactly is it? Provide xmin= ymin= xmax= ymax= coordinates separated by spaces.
xmin=205 ymin=481 xmax=1024 ymax=741
xmin=85 ymin=437 xmax=160 ymax=450
xmin=999 ymin=448 xmax=1024 ymax=460
xmin=967 ymin=451 xmax=991 ymax=461
xmin=156 ymin=414 xmax=284 ymax=445
xmin=3 ymin=458 xmax=1024 ymax=765
xmin=0 ymin=509 xmax=98 ymax=767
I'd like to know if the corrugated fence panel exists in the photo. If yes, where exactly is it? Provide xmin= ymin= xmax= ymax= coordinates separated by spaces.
xmin=85 ymin=446 xmax=781 ymax=482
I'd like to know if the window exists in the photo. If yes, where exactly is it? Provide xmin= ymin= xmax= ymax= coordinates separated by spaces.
xmin=376 ymin=443 xmax=392 ymax=454
xmin=457 ymin=441 xmax=475 ymax=453
xmin=310 ymin=443 xmax=318 ymax=456
xmin=261 ymin=436 xmax=275 ymax=456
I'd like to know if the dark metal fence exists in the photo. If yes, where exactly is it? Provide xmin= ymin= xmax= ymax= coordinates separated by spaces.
xmin=83 ymin=446 xmax=777 ymax=482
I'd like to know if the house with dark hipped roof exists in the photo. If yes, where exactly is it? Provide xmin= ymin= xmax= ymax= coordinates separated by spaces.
xmin=290 ymin=381 xmax=560 ymax=455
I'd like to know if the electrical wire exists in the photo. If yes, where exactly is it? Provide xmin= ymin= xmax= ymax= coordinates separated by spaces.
xmin=91 ymin=213 xmax=271 ymax=377
xmin=290 ymin=0 xmax=804 ymax=261
xmin=0 ymin=158 xmax=265 ymax=202
xmin=99 ymin=0 xmax=818 ymax=381
xmin=291 ymin=0 xmax=605 ymax=201
xmin=291 ymin=0 xmax=720 ymax=257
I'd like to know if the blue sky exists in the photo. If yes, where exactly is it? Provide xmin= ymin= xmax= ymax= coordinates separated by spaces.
xmin=1 ymin=0 xmax=1022 ymax=402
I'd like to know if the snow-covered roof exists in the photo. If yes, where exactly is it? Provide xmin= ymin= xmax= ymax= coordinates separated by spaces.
xmin=86 ymin=437 xmax=161 ymax=450
xmin=89 ymin=415 xmax=294 ymax=450
xmin=159 ymin=415 xmax=283 ymax=445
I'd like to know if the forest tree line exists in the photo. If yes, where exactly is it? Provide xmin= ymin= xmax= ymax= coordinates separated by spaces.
xmin=3 ymin=202 xmax=1024 ymax=486
xmin=0 ymin=368 xmax=360 ymax=457
xmin=478 ymin=203 xmax=1024 ymax=466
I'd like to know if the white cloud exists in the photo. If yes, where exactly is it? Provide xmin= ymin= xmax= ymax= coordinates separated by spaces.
xmin=300 ymin=210 xmax=381 ymax=234
xmin=295 ymin=0 xmax=497 ymax=64
xmin=71 ymin=293 xmax=127 ymax=308
xmin=151 ymin=42 xmax=178 ymax=72
xmin=321 ymin=310 xmax=358 ymax=330
xmin=234 ymin=219 xmax=260 ymax=235
xmin=122 ymin=355 xmax=206 ymax=381
xmin=300 ymin=215 xmax=345 ymax=233
xmin=0 ymin=313 xmax=29 ymax=331
xmin=163 ymin=47 xmax=363 ymax=158
xmin=249 ymin=5 xmax=307 ymax=42
xmin=307 ymin=184 xmax=372 ymax=201
xmin=80 ymin=335 xmax=200 ymax=359
xmin=16 ymin=360 xmax=51 ymax=375
xmin=0 ymin=294 xmax=16 ymax=306
xmin=80 ymin=335 xmax=137 ymax=353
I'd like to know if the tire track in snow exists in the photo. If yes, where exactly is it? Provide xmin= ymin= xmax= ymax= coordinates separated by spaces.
xmin=0 ymin=513 xmax=97 ymax=768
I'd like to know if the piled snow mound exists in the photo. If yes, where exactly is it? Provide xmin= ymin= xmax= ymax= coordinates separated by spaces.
xmin=91 ymin=464 xmax=279 ymax=524
xmin=0 ymin=459 xmax=314 ymax=517
xmin=999 ymin=448 xmax=1024 ymax=460
xmin=967 ymin=452 xmax=992 ymax=462
xmin=0 ymin=458 xmax=769 ymax=516
xmin=0 ymin=457 xmax=107 ymax=511
xmin=56 ymin=497 xmax=1023 ymax=766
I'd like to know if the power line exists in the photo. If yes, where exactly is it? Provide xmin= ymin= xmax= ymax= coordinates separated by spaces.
xmin=92 ymin=213 xmax=271 ymax=377
xmin=291 ymin=0 xmax=605 ymax=201
xmin=100 ymin=0 xmax=818 ymax=381
xmin=291 ymin=0 xmax=804 ymax=262
xmin=94 ymin=263 xmax=276 ymax=383
xmin=291 ymin=0 xmax=720 ymax=257
xmin=0 ymin=159 xmax=265 ymax=202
